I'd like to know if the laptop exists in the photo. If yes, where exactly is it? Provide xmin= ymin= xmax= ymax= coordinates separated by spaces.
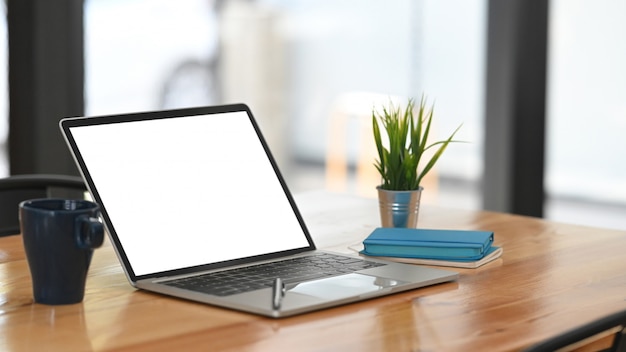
xmin=59 ymin=103 xmax=457 ymax=318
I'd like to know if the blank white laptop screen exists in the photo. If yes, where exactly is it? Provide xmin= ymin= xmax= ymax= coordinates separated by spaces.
xmin=68 ymin=110 xmax=310 ymax=276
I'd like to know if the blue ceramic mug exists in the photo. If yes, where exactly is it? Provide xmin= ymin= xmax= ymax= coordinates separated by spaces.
xmin=19 ymin=199 xmax=104 ymax=305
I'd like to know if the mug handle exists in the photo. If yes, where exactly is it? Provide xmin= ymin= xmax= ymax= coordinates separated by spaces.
xmin=75 ymin=215 xmax=105 ymax=249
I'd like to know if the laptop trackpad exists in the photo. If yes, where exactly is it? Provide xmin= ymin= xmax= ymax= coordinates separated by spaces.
xmin=288 ymin=273 xmax=407 ymax=300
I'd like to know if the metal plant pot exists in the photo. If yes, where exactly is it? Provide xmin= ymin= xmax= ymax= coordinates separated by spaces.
xmin=377 ymin=186 xmax=423 ymax=228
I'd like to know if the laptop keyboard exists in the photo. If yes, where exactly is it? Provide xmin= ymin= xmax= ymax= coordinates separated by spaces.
xmin=162 ymin=253 xmax=386 ymax=297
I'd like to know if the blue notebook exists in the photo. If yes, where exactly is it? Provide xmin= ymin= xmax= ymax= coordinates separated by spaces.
xmin=361 ymin=227 xmax=494 ymax=261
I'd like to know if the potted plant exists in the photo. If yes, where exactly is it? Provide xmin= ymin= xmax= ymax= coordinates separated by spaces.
xmin=372 ymin=96 xmax=462 ymax=227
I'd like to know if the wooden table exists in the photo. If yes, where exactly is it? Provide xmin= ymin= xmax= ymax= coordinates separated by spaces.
xmin=1 ymin=191 xmax=626 ymax=351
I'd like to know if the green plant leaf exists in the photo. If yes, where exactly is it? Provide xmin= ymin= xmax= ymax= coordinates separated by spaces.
xmin=371 ymin=96 xmax=464 ymax=191
xmin=416 ymin=123 xmax=463 ymax=186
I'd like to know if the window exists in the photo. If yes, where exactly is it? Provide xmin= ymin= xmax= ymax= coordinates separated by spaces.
xmin=4 ymin=0 xmax=624 ymax=229
xmin=85 ymin=0 xmax=485 ymax=209
xmin=546 ymin=0 xmax=626 ymax=229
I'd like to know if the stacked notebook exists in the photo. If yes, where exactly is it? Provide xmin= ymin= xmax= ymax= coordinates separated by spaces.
xmin=358 ymin=227 xmax=503 ymax=269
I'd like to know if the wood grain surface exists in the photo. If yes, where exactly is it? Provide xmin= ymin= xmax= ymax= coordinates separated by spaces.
xmin=1 ymin=191 xmax=625 ymax=351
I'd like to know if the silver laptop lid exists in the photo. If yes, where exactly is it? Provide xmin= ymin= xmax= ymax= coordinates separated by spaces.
xmin=60 ymin=104 xmax=315 ymax=282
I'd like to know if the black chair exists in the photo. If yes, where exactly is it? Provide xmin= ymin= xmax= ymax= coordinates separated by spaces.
xmin=0 ymin=174 xmax=87 ymax=237
xmin=524 ymin=309 xmax=626 ymax=352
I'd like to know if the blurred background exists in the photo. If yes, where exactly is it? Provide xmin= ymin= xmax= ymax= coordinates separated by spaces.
xmin=1 ymin=0 xmax=625 ymax=229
